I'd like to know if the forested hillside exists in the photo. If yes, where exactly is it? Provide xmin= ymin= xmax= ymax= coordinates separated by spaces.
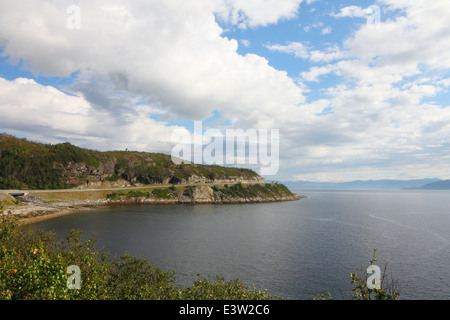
xmin=0 ymin=133 xmax=262 ymax=190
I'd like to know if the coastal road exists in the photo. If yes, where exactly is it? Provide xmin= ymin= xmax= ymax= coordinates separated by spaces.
xmin=0 ymin=181 xmax=263 ymax=195
xmin=0 ymin=185 xmax=172 ymax=194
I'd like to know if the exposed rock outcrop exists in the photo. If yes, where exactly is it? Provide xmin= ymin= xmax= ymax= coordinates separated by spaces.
xmin=192 ymin=185 xmax=215 ymax=203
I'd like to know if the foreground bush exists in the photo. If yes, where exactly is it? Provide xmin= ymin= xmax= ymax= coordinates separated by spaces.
xmin=0 ymin=215 xmax=275 ymax=300
xmin=314 ymin=249 xmax=400 ymax=300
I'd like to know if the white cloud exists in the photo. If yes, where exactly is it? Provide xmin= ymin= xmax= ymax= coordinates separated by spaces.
xmin=320 ymin=26 xmax=332 ymax=35
xmin=213 ymin=0 xmax=303 ymax=29
xmin=0 ymin=0 xmax=305 ymax=126
xmin=239 ymin=39 xmax=250 ymax=47
xmin=0 ymin=77 xmax=185 ymax=153
xmin=265 ymin=42 xmax=310 ymax=59
xmin=267 ymin=41 xmax=343 ymax=63
xmin=331 ymin=5 xmax=368 ymax=18
xmin=309 ymin=45 xmax=344 ymax=63
xmin=300 ymin=65 xmax=334 ymax=82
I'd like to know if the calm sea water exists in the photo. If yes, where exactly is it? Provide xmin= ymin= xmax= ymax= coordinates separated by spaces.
xmin=33 ymin=189 xmax=450 ymax=300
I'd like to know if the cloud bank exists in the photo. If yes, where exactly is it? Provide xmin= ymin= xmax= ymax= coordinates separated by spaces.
xmin=1 ymin=0 xmax=450 ymax=181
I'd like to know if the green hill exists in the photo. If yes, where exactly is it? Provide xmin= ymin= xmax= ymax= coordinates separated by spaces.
xmin=0 ymin=133 xmax=262 ymax=190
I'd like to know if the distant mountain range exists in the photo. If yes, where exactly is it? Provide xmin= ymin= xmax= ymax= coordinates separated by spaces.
xmin=413 ymin=180 xmax=450 ymax=190
xmin=282 ymin=178 xmax=450 ymax=190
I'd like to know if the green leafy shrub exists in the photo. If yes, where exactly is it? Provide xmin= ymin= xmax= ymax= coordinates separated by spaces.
xmin=106 ymin=192 xmax=119 ymax=200
xmin=348 ymin=250 xmax=400 ymax=300
xmin=0 ymin=216 xmax=110 ymax=300
xmin=181 ymin=274 xmax=274 ymax=300
xmin=183 ymin=186 xmax=194 ymax=198
xmin=126 ymin=190 xmax=149 ymax=198
xmin=216 ymin=183 xmax=294 ymax=199
xmin=106 ymin=255 xmax=178 ymax=300
xmin=105 ymin=174 xmax=120 ymax=182
xmin=314 ymin=250 xmax=400 ymax=300
xmin=151 ymin=188 xmax=177 ymax=199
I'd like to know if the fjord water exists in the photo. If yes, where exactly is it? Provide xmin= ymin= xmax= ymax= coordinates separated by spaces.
xmin=33 ymin=189 xmax=450 ymax=300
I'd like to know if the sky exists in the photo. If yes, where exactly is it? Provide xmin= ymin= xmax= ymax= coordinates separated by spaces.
xmin=1 ymin=0 xmax=450 ymax=182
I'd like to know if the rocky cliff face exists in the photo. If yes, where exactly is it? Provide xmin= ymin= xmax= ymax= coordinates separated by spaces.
xmin=65 ymin=161 xmax=266 ymax=189
xmin=190 ymin=185 xmax=302 ymax=204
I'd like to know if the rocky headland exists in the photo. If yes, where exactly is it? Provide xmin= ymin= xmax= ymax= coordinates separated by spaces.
xmin=2 ymin=183 xmax=304 ymax=223
xmin=0 ymin=133 xmax=303 ymax=223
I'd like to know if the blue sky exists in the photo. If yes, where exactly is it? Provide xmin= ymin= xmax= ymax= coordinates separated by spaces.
xmin=1 ymin=0 xmax=450 ymax=182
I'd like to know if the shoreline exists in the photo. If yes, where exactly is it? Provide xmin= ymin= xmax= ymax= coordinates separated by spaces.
xmin=8 ymin=194 xmax=304 ymax=225
xmin=18 ymin=207 xmax=96 ymax=224
xmin=12 ymin=200 xmax=109 ymax=225
xmin=2 ymin=183 xmax=305 ymax=224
